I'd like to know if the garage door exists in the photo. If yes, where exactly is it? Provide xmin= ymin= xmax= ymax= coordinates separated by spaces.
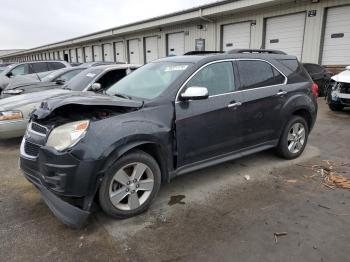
xmin=77 ymin=48 xmax=84 ymax=63
xmin=93 ymin=45 xmax=102 ymax=61
xmin=145 ymin=36 xmax=159 ymax=63
xmin=103 ymin=43 xmax=114 ymax=62
xmin=222 ymin=22 xmax=251 ymax=51
xmin=265 ymin=13 xmax=306 ymax=60
xmin=322 ymin=6 xmax=350 ymax=65
xmin=84 ymin=47 xmax=93 ymax=62
xmin=128 ymin=39 xmax=141 ymax=64
xmin=69 ymin=49 xmax=77 ymax=62
xmin=114 ymin=42 xmax=125 ymax=62
xmin=167 ymin=32 xmax=185 ymax=56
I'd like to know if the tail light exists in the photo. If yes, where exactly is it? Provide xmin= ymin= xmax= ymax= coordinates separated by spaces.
xmin=311 ymin=83 xmax=318 ymax=97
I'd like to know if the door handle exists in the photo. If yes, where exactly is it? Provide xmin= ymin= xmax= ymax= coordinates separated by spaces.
xmin=276 ymin=91 xmax=287 ymax=96
xmin=228 ymin=101 xmax=242 ymax=108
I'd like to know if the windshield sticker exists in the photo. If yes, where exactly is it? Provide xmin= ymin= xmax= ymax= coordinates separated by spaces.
xmin=86 ymin=73 xmax=96 ymax=78
xmin=164 ymin=65 xmax=188 ymax=72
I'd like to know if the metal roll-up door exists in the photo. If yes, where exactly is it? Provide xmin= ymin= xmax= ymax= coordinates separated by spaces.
xmin=167 ymin=32 xmax=185 ymax=56
xmin=103 ymin=43 xmax=113 ymax=62
xmin=114 ymin=42 xmax=125 ymax=62
xmin=128 ymin=39 xmax=141 ymax=64
xmin=222 ymin=22 xmax=251 ymax=51
xmin=265 ymin=13 xmax=306 ymax=60
xmin=322 ymin=5 xmax=350 ymax=65
xmin=93 ymin=45 xmax=102 ymax=61
xmin=69 ymin=49 xmax=77 ymax=62
xmin=84 ymin=47 xmax=93 ymax=62
xmin=77 ymin=48 xmax=84 ymax=63
xmin=145 ymin=36 xmax=159 ymax=63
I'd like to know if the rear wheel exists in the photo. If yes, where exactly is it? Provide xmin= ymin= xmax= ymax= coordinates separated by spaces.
xmin=276 ymin=116 xmax=309 ymax=159
xmin=328 ymin=103 xmax=344 ymax=111
xmin=99 ymin=150 xmax=161 ymax=219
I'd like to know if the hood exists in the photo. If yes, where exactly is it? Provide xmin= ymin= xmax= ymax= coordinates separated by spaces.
xmin=32 ymin=91 xmax=144 ymax=119
xmin=5 ymin=81 xmax=59 ymax=91
xmin=0 ymin=88 xmax=70 ymax=111
xmin=331 ymin=68 xmax=350 ymax=83
xmin=5 ymin=75 xmax=41 ymax=89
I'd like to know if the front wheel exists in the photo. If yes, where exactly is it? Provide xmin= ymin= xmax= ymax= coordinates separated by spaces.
xmin=276 ymin=116 xmax=309 ymax=159
xmin=99 ymin=150 xmax=161 ymax=219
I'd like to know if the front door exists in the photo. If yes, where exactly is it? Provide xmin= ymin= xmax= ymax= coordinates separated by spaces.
xmin=175 ymin=61 xmax=244 ymax=167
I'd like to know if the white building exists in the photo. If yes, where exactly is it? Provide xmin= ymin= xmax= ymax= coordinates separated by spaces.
xmin=1 ymin=0 xmax=350 ymax=68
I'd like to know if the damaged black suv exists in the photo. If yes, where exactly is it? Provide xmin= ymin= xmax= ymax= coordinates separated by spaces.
xmin=20 ymin=50 xmax=318 ymax=227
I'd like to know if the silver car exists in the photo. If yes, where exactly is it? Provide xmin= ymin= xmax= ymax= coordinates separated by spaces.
xmin=0 ymin=64 xmax=140 ymax=139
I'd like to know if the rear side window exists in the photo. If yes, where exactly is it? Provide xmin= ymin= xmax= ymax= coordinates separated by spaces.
xmin=48 ymin=62 xmax=66 ymax=70
xmin=237 ymin=60 xmax=285 ymax=90
xmin=31 ymin=62 xmax=49 ymax=73
xmin=186 ymin=62 xmax=235 ymax=96
xmin=278 ymin=59 xmax=311 ymax=83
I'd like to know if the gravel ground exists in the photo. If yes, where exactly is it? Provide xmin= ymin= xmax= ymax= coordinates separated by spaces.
xmin=0 ymin=99 xmax=349 ymax=262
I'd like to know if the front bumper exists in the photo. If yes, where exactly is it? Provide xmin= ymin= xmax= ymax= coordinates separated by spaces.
xmin=0 ymin=119 xmax=28 ymax=139
xmin=22 ymin=171 xmax=90 ymax=228
xmin=20 ymin=138 xmax=103 ymax=228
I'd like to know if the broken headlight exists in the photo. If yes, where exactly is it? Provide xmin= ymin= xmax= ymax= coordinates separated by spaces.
xmin=46 ymin=120 xmax=89 ymax=151
xmin=0 ymin=110 xmax=23 ymax=121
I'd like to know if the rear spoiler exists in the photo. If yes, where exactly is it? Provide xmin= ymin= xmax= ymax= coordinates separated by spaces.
xmin=226 ymin=49 xmax=287 ymax=55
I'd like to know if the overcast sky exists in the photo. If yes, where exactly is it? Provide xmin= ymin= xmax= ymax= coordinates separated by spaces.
xmin=0 ymin=0 xmax=215 ymax=50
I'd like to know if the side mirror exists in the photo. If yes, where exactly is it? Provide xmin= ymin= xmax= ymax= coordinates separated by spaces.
xmin=55 ymin=79 xmax=66 ymax=85
xmin=180 ymin=86 xmax=209 ymax=101
xmin=90 ymin=83 xmax=102 ymax=91
xmin=6 ymin=72 xmax=13 ymax=78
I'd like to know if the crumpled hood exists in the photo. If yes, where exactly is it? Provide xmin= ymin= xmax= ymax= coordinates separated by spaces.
xmin=0 ymin=88 xmax=70 ymax=111
xmin=32 ymin=91 xmax=144 ymax=119
xmin=331 ymin=68 xmax=350 ymax=83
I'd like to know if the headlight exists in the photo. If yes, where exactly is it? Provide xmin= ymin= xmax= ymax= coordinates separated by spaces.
xmin=46 ymin=120 xmax=89 ymax=151
xmin=0 ymin=110 xmax=23 ymax=121
xmin=3 ymin=89 xmax=24 ymax=95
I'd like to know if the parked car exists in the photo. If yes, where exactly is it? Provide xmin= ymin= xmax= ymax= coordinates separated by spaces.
xmin=1 ymin=67 xmax=88 ymax=98
xmin=19 ymin=50 xmax=318 ymax=227
xmin=0 ymin=61 xmax=71 ymax=92
xmin=0 ymin=64 xmax=139 ymax=139
xmin=303 ymin=63 xmax=333 ymax=97
xmin=326 ymin=66 xmax=350 ymax=111
xmin=81 ymin=61 xmax=121 ymax=67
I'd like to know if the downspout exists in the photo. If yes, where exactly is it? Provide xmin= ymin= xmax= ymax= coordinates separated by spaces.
xmin=198 ymin=8 xmax=217 ymax=51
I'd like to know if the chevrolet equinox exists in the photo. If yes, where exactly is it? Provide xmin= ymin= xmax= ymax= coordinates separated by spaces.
xmin=19 ymin=50 xmax=318 ymax=227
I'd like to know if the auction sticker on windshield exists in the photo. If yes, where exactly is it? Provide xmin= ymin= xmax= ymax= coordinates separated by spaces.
xmin=164 ymin=65 xmax=188 ymax=72
xmin=86 ymin=73 xmax=96 ymax=78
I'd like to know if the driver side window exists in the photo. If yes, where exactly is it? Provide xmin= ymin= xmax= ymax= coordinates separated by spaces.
xmin=185 ymin=62 xmax=235 ymax=96
xmin=10 ymin=64 xmax=29 ymax=76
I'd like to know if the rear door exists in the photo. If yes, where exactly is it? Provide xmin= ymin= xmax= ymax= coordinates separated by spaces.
xmin=236 ymin=59 xmax=287 ymax=147
xmin=175 ymin=61 xmax=244 ymax=167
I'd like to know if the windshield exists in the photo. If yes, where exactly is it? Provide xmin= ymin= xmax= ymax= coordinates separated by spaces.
xmin=41 ymin=68 xmax=66 ymax=82
xmin=106 ymin=62 xmax=190 ymax=99
xmin=64 ymin=68 xmax=103 ymax=91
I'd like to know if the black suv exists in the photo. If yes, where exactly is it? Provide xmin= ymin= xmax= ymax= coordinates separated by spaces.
xmin=19 ymin=50 xmax=318 ymax=227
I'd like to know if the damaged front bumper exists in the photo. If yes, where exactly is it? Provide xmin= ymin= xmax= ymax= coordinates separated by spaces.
xmin=19 ymin=137 xmax=103 ymax=228
xmin=22 ymin=170 xmax=90 ymax=228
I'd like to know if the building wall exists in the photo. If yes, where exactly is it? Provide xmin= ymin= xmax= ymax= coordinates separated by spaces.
xmin=1 ymin=0 xmax=349 ymax=66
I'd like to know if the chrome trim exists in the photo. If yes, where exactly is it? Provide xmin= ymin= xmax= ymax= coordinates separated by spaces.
xmin=20 ymin=137 xmax=37 ymax=159
xmin=175 ymin=58 xmax=288 ymax=102
xmin=28 ymin=122 xmax=47 ymax=137
xmin=227 ymin=102 xmax=242 ymax=108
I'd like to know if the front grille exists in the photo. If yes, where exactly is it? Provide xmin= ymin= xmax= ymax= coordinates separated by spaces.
xmin=24 ymin=141 xmax=40 ymax=157
xmin=341 ymin=98 xmax=350 ymax=105
xmin=30 ymin=122 xmax=47 ymax=135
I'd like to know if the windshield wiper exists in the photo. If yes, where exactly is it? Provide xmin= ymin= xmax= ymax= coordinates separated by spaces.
xmin=113 ymin=93 xmax=132 ymax=100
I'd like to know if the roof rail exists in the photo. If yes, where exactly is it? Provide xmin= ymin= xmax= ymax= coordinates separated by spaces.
xmin=184 ymin=51 xmax=225 ymax=56
xmin=226 ymin=49 xmax=287 ymax=55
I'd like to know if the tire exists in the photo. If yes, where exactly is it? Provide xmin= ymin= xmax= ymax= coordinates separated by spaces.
xmin=328 ymin=103 xmax=344 ymax=111
xmin=99 ymin=150 xmax=161 ymax=219
xmin=276 ymin=116 xmax=309 ymax=160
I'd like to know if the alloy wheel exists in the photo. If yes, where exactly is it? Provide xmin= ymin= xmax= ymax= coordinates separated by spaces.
xmin=287 ymin=123 xmax=306 ymax=154
xmin=109 ymin=162 xmax=154 ymax=211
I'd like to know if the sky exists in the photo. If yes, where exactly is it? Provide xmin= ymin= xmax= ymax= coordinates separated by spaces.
xmin=0 ymin=0 xmax=216 ymax=50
